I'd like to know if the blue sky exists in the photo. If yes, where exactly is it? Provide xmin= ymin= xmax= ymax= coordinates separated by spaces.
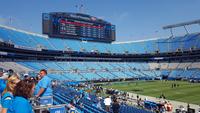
xmin=0 ymin=0 xmax=200 ymax=42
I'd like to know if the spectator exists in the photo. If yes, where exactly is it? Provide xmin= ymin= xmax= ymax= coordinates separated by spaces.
xmin=187 ymin=103 xmax=190 ymax=112
xmin=104 ymin=96 xmax=112 ymax=112
xmin=7 ymin=69 xmax=14 ymax=78
xmin=33 ymin=75 xmax=41 ymax=96
xmin=160 ymin=105 xmax=166 ymax=113
xmin=68 ymin=100 xmax=76 ymax=112
xmin=0 ymin=69 xmax=8 ymax=110
xmin=35 ymin=69 xmax=52 ymax=97
xmin=0 ymin=68 xmax=7 ymax=94
xmin=7 ymin=79 xmax=35 ymax=113
xmin=96 ymin=97 xmax=102 ymax=110
xmin=51 ymin=80 xmax=57 ymax=88
xmin=79 ymin=102 xmax=84 ymax=109
xmin=1 ymin=75 xmax=20 ymax=113
xmin=0 ymin=68 xmax=3 ymax=76
xmin=198 ymin=105 xmax=200 ymax=113
xmin=112 ymin=98 xmax=120 ymax=113
xmin=137 ymin=98 xmax=142 ymax=107
xmin=160 ymin=93 xmax=166 ymax=99
xmin=179 ymin=105 xmax=185 ymax=112
xmin=144 ymin=97 xmax=148 ymax=101
xmin=154 ymin=106 xmax=160 ymax=113
xmin=23 ymin=74 xmax=29 ymax=80
xmin=137 ymin=94 xmax=139 ymax=100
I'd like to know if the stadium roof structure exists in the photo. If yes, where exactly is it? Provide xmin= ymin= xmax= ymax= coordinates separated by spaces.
xmin=163 ymin=19 xmax=200 ymax=30
xmin=0 ymin=25 xmax=48 ymax=39
xmin=112 ymin=36 xmax=167 ymax=44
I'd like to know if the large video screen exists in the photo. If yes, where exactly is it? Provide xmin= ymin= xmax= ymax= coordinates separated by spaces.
xmin=42 ymin=12 xmax=115 ymax=43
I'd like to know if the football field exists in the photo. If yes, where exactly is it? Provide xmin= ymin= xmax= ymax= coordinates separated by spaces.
xmin=103 ymin=80 xmax=200 ymax=105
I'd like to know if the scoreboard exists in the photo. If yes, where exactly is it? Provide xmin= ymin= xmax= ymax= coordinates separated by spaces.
xmin=42 ymin=12 xmax=116 ymax=43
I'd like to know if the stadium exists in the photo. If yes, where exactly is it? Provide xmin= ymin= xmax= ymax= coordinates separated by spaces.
xmin=0 ymin=2 xmax=200 ymax=113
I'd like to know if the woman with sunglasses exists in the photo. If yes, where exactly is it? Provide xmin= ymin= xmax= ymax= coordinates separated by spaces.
xmin=1 ymin=74 xmax=20 ymax=113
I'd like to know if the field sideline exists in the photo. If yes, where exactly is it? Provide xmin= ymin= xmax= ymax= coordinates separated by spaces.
xmin=103 ymin=80 xmax=200 ymax=105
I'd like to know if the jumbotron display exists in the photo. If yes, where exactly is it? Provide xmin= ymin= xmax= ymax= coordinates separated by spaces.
xmin=42 ymin=12 xmax=116 ymax=42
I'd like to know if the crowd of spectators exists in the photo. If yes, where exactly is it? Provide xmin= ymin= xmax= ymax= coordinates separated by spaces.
xmin=1 ymin=67 xmax=199 ymax=113
xmin=0 ymin=68 xmax=53 ymax=113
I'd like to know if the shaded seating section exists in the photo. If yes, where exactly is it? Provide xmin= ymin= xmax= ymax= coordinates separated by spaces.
xmin=14 ymin=61 xmax=200 ymax=81
xmin=17 ymin=61 xmax=164 ymax=81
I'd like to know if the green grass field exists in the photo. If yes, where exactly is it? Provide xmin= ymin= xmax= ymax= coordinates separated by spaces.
xmin=103 ymin=80 xmax=200 ymax=105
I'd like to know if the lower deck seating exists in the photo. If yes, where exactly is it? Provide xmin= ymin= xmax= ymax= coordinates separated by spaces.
xmin=52 ymin=85 xmax=153 ymax=113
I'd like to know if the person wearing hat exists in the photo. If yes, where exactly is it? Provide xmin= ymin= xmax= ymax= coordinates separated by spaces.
xmin=7 ymin=69 xmax=14 ymax=78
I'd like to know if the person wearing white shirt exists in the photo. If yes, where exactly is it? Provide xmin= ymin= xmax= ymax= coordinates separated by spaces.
xmin=104 ymin=96 xmax=111 ymax=112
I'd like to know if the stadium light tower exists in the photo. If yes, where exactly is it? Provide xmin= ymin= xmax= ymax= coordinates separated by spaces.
xmin=75 ymin=0 xmax=85 ymax=13
xmin=0 ymin=18 xmax=8 ymax=25
xmin=0 ymin=17 xmax=14 ymax=26
xmin=0 ymin=18 xmax=5 ymax=22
